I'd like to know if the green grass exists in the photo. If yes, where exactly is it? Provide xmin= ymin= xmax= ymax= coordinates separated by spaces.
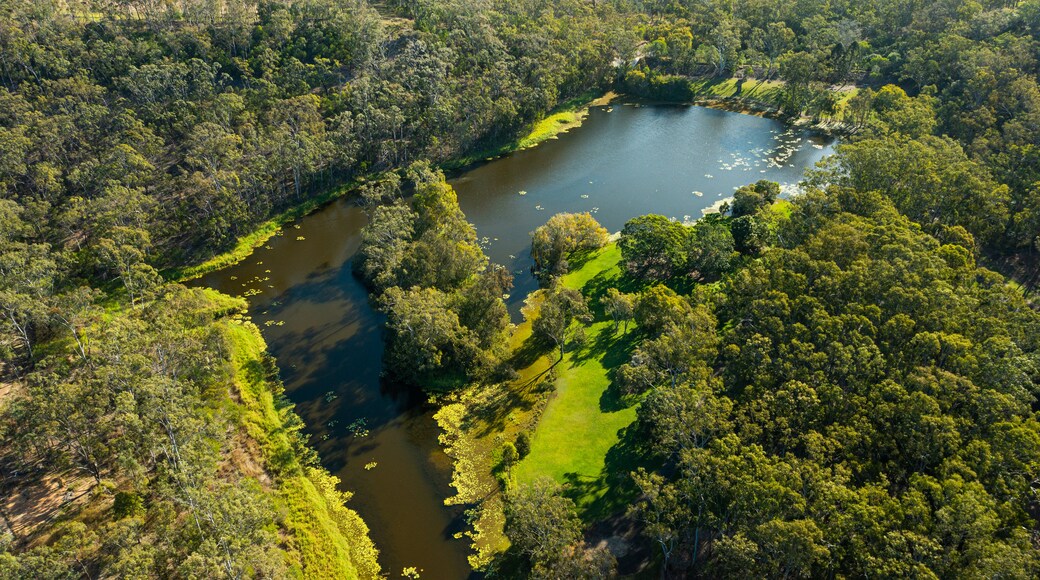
xmin=515 ymin=111 xmax=583 ymax=149
xmin=444 ymin=90 xmax=603 ymax=170
xmin=689 ymin=77 xmax=785 ymax=104
xmin=512 ymin=244 xmax=643 ymax=519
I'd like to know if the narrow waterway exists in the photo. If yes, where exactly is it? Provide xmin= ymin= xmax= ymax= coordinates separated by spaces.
xmin=193 ymin=103 xmax=835 ymax=578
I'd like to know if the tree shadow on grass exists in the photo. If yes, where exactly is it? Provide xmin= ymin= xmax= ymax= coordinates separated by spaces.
xmin=461 ymin=331 xmax=558 ymax=438
xmin=570 ymin=289 xmax=642 ymax=359
xmin=566 ymin=248 xmax=600 ymax=273
xmin=580 ymin=260 xmax=696 ymax=311
xmin=561 ymin=424 xmax=649 ymax=524
xmin=466 ymin=375 xmax=553 ymax=439
xmin=580 ymin=269 xmax=645 ymax=314
xmin=509 ymin=330 xmax=553 ymax=371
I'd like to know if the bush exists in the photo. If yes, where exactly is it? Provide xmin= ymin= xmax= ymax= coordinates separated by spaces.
xmin=516 ymin=432 xmax=531 ymax=459
xmin=501 ymin=442 xmax=520 ymax=470
xmin=113 ymin=492 xmax=143 ymax=519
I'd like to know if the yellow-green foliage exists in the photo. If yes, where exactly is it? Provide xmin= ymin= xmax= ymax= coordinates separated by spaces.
xmin=516 ymin=110 xmax=586 ymax=150
xmin=446 ymin=92 xmax=603 ymax=169
xmin=222 ymin=316 xmax=380 ymax=579
xmin=436 ymin=401 xmax=510 ymax=569
xmin=433 ymin=291 xmax=559 ymax=568
xmin=437 ymin=403 xmax=497 ymax=506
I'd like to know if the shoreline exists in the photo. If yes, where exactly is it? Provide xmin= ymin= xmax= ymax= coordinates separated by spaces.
xmin=166 ymin=84 xmax=848 ymax=284
xmin=217 ymin=295 xmax=381 ymax=577
xmin=167 ymin=91 xmax=614 ymax=284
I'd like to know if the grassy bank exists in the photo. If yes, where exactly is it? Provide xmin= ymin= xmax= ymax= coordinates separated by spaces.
xmin=690 ymin=76 xmax=786 ymax=104
xmin=435 ymin=291 xmax=557 ymax=568
xmin=168 ymin=91 xmax=611 ymax=284
xmin=443 ymin=90 xmax=611 ymax=170
xmin=218 ymin=296 xmax=380 ymax=578
xmin=687 ymin=76 xmax=859 ymax=133
xmin=166 ymin=180 xmax=364 ymax=282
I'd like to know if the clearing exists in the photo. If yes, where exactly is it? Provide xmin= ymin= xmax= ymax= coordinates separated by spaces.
xmin=512 ymin=244 xmax=644 ymax=519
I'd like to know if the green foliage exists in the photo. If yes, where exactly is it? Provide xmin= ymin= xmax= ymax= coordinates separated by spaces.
xmin=532 ymin=283 xmax=593 ymax=361
xmin=530 ymin=212 xmax=609 ymax=282
xmin=621 ymin=69 xmax=696 ymax=101
xmin=358 ymin=167 xmax=511 ymax=386
xmin=600 ymin=287 xmax=636 ymax=332
xmin=687 ymin=218 xmax=736 ymax=280
xmin=501 ymin=442 xmax=520 ymax=470
xmin=515 ymin=433 xmax=532 ymax=460
xmin=503 ymin=478 xmax=617 ymax=577
xmin=0 ymin=289 xmax=379 ymax=578
xmin=112 ymin=492 xmax=144 ymax=519
xmin=813 ymin=134 xmax=1012 ymax=245
xmin=730 ymin=214 xmax=770 ymax=255
xmin=730 ymin=180 xmax=780 ymax=218
xmin=630 ymin=188 xmax=1040 ymax=577
xmin=619 ymin=214 xmax=689 ymax=280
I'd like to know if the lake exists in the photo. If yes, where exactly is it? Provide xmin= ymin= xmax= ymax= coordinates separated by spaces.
xmin=193 ymin=103 xmax=835 ymax=578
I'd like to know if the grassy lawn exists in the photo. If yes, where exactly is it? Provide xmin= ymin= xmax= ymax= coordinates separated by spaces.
xmin=690 ymin=77 xmax=785 ymax=103
xmin=512 ymin=244 xmax=644 ymax=519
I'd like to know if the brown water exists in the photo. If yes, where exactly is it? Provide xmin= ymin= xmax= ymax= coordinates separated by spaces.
xmin=193 ymin=104 xmax=834 ymax=578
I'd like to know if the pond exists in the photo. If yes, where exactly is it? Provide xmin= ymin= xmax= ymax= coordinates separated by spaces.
xmin=193 ymin=103 xmax=835 ymax=578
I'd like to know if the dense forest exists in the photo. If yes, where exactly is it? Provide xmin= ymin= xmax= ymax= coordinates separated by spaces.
xmin=2 ymin=0 xmax=1040 ymax=577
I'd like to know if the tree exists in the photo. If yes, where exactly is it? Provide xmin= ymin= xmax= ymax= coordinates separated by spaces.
xmin=267 ymin=94 xmax=333 ymax=199
xmin=600 ymin=288 xmax=635 ymax=333
xmin=687 ymin=220 xmax=735 ymax=281
xmin=631 ymin=469 xmax=684 ymax=573
xmin=96 ymin=226 xmax=162 ymax=307
xmin=456 ymin=264 xmax=513 ymax=350
xmin=354 ymin=202 xmax=415 ymax=291
xmin=633 ymin=285 xmax=693 ymax=335
xmin=531 ymin=212 xmax=609 ymax=282
xmin=619 ymin=215 xmax=688 ymax=280
xmin=778 ymin=52 xmax=822 ymax=116
xmin=533 ymin=283 xmax=592 ymax=361
xmin=637 ymin=380 xmax=733 ymax=456
xmin=505 ymin=478 xmax=589 ymax=575
xmin=620 ymin=302 xmax=718 ymax=392
xmin=379 ymin=286 xmax=485 ymax=384
xmin=730 ymin=215 xmax=770 ymax=255
xmin=730 ymin=180 xmax=780 ymax=218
